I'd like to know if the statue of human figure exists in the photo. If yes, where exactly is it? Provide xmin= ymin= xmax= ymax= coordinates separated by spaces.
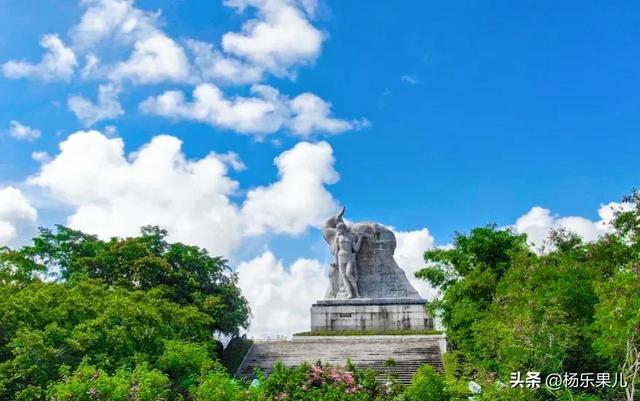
xmin=332 ymin=222 xmax=364 ymax=298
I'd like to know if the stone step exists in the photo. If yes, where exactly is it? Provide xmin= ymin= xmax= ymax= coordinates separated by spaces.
xmin=236 ymin=335 xmax=446 ymax=385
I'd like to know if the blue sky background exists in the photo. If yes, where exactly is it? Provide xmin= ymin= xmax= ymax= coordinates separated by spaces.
xmin=0 ymin=1 xmax=638 ymax=335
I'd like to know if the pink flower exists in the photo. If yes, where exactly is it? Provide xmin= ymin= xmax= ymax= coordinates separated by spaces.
xmin=342 ymin=372 xmax=355 ymax=386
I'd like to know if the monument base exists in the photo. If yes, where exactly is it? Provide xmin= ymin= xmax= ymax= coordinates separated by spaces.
xmin=310 ymin=298 xmax=432 ymax=332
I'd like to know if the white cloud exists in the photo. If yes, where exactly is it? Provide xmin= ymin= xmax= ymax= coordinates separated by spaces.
xmin=110 ymin=34 xmax=190 ymax=84
xmin=71 ymin=1 xmax=190 ymax=85
xmin=8 ymin=121 xmax=41 ymax=141
xmin=237 ymin=251 xmax=327 ymax=338
xmin=140 ymin=84 xmax=285 ymax=135
xmin=222 ymin=0 xmax=324 ymax=77
xmin=287 ymin=93 xmax=370 ymax=136
xmin=141 ymin=83 xmax=363 ymax=137
xmin=514 ymin=202 xmax=630 ymax=250
xmin=394 ymin=228 xmax=437 ymax=300
xmin=104 ymin=125 xmax=118 ymax=136
xmin=28 ymin=130 xmax=339 ymax=257
xmin=68 ymin=84 xmax=124 ymax=126
xmin=2 ymin=34 xmax=77 ymax=82
xmin=186 ymin=39 xmax=264 ymax=85
xmin=32 ymin=151 xmax=51 ymax=163
xmin=68 ymin=0 xmax=325 ymax=85
xmin=28 ymin=131 xmax=244 ymax=256
xmin=81 ymin=53 xmax=102 ymax=79
xmin=0 ymin=187 xmax=38 ymax=246
xmin=4 ymin=0 xmax=360 ymax=135
xmin=400 ymin=74 xmax=420 ymax=85
xmin=242 ymin=140 xmax=338 ymax=235
xmin=71 ymin=0 xmax=160 ymax=49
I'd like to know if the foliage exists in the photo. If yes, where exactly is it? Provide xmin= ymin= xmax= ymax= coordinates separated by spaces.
xmin=3 ymin=192 xmax=640 ymax=401
xmin=416 ymin=225 xmax=530 ymax=353
xmin=2 ymin=225 xmax=249 ymax=335
xmin=404 ymin=364 xmax=450 ymax=401
xmin=0 ymin=225 xmax=251 ymax=400
xmin=416 ymin=192 xmax=640 ymax=401
xmin=191 ymin=370 xmax=250 ymax=401
xmin=251 ymin=361 xmax=398 ymax=401
xmin=0 ymin=278 xmax=217 ymax=399
xmin=47 ymin=362 xmax=172 ymax=401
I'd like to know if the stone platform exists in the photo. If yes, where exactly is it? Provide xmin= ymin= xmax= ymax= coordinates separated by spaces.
xmin=310 ymin=298 xmax=433 ymax=332
xmin=235 ymin=335 xmax=446 ymax=384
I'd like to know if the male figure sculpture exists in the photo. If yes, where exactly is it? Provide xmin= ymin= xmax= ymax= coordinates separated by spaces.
xmin=332 ymin=222 xmax=363 ymax=298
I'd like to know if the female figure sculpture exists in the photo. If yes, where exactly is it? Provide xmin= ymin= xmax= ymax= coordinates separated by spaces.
xmin=332 ymin=222 xmax=363 ymax=298
xmin=321 ymin=206 xmax=423 ymax=300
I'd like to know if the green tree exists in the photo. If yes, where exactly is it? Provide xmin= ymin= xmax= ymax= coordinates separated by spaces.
xmin=416 ymin=225 xmax=530 ymax=353
xmin=2 ymin=225 xmax=249 ymax=335
xmin=416 ymin=196 xmax=640 ymax=401
xmin=0 ymin=279 xmax=217 ymax=399
xmin=404 ymin=364 xmax=450 ymax=401
xmin=47 ymin=362 xmax=172 ymax=401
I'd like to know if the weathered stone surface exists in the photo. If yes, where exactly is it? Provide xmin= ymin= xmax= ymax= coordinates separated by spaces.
xmin=342 ymin=222 xmax=421 ymax=299
xmin=236 ymin=335 xmax=446 ymax=384
xmin=311 ymin=299 xmax=433 ymax=332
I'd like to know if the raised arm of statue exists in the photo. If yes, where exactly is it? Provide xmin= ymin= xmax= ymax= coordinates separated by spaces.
xmin=322 ymin=206 xmax=346 ymax=246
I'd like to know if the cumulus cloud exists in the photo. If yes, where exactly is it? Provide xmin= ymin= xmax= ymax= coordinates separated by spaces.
xmin=186 ymin=40 xmax=264 ymax=85
xmin=28 ymin=131 xmax=244 ymax=255
xmin=110 ymin=34 xmax=191 ymax=84
xmin=140 ymin=83 xmax=365 ymax=137
xmin=4 ymin=0 xmax=360 ymax=135
xmin=140 ymin=84 xmax=286 ymax=135
xmin=237 ymin=251 xmax=327 ymax=338
xmin=394 ymin=228 xmax=437 ymax=300
xmin=68 ymin=84 xmax=124 ymax=126
xmin=242 ymin=141 xmax=338 ymax=235
xmin=28 ymin=130 xmax=339 ymax=256
xmin=70 ymin=0 xmax=160 ymax=49
xmin=2 ymin=34 xmax=77 ymax=82
xmin=8 ymin=121 xmax=41 ymax=141
xmin=67 ymin=0 xmax=324 ymax=84
xmin=514 ymin=202 xmax=630 ymax=250
xmin=286 ymin=93 xmax=370 ymax=136
xmin=222 ymin=0 xmax=324 ymax=77
xmin=0 ymin=187 xmax=38 ymax=246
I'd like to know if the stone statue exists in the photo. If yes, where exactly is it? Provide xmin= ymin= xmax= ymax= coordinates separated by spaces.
xmin=332 ymin=222 xmax=364 ymax=298
xmin=321 ymin=206 xmax=422 ymax=300
xmin=312 ymin=207 xmax=432 ymax=333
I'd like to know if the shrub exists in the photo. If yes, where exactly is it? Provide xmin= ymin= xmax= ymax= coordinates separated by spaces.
xmin=47 ymin=362 xmax=171 ymax=401
xmin=404 ymin=364 xmax=450 ymax=401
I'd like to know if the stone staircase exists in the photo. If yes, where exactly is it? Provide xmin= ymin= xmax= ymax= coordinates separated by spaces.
xmin=236 ymin=335 xmax=445 ymax=385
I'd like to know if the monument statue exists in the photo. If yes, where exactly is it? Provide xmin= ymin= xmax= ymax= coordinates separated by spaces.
xmin=321 ymin=206 xmax=422 ymax=300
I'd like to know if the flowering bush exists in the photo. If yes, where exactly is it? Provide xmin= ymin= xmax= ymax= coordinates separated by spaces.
xmin=252 ymin=361 xmax=399 ymax=401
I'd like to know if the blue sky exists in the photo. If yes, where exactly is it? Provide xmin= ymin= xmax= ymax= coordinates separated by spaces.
xmin=0 ymin=0 xmax=638 ymax=336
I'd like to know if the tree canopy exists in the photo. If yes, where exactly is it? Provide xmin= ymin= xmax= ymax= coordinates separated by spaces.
xmin=416 ymin=192 xmax=640 ymax=401
xmin=0 ymin=225 xmax=250 ymax=400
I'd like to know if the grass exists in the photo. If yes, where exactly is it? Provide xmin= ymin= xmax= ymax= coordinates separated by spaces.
xmin=220 ymin=337 xmax=254 ymax=375
xmin=293 ymin=329 xmax=443 ymax=337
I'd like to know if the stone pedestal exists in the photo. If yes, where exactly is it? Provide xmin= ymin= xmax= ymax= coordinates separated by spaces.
xmin=310 ymin=298 xmax=433 ymax=332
